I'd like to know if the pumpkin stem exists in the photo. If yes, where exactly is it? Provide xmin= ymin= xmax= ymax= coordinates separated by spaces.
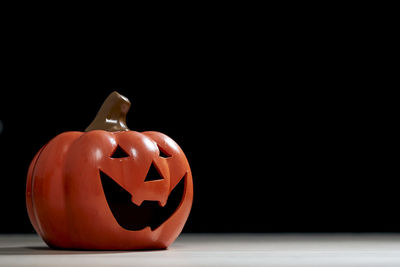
xmin=85 ymin=91 xmax=131 ymax=132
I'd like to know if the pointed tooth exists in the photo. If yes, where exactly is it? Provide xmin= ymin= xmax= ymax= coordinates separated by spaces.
xmin=131 ymin=197 xmax=143 ymax=206
xmin=158 ymin=200 xmax=167 ymax=207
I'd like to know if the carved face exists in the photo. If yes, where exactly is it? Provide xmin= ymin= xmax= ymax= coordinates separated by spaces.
xmin=27 ymin=130 xmax=193 ymax=250
xmin=98 ymin=131 xmax=188 ymax=231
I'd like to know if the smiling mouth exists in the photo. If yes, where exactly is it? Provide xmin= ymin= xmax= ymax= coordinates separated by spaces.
xmin=99 ymin=170 xmax=185 ymax=231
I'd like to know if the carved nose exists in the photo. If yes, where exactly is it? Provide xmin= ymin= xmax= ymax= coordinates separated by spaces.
xmin=144 ymin=162 xmax=164 ymax=182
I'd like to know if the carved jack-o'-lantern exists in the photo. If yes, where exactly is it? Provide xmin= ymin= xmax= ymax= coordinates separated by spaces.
xmin=26 ymin=92 xmax=193 ymax=250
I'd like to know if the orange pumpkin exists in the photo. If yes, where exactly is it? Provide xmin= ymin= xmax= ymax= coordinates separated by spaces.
xmin=26 ymin=92 xmax=193 ymax=250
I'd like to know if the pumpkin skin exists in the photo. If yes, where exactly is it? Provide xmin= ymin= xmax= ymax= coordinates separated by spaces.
xmin=26 ymin=94 xmax=193 ymax=250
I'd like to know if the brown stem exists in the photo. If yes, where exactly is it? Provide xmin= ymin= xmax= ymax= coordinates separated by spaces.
xmin=85 ymin=91 xmax=131 ymax=132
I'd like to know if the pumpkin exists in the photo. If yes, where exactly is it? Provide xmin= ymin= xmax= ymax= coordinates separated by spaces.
xmin=26 ymin=92 xmax=193 ymax=250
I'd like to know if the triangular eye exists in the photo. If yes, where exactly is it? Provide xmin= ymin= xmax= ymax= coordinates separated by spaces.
xmin=158 ymin=145 xmax=172 ymax=158
xmin=111 ymin=145 xmax=130 ymax=158
xmin=144 ymin=162 xmax=164 ymax=182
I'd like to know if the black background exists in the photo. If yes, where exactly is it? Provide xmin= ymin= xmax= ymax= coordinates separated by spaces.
xmin=0 ymin=14 xmax=397 ymax=233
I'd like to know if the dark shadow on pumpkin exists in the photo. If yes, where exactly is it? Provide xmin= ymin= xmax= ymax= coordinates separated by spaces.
xmin=100 ymin=170 xmax=186 ymax=231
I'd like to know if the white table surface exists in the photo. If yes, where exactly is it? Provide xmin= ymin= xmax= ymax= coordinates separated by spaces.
xmin=2 ymin=233 xmax=400 ymax=266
